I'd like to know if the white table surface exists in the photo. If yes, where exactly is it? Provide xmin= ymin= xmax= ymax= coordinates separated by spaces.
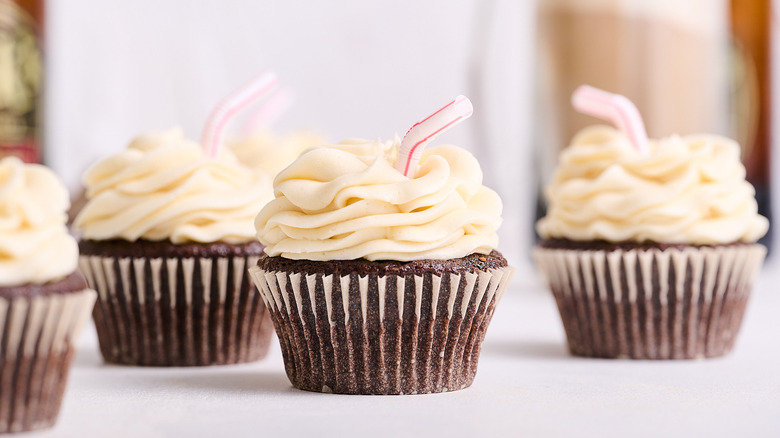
xmin=29 ymin=268 xmax=780 ymax=438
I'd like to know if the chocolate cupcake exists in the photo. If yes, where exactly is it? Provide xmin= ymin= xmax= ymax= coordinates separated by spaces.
xmin=73 ymin=128 xmax=274 ymax=366
xmin=534 ymin=125 xmax=768 ymax=359
xmin=250 ymin=134 xmax=514 ymax=394
xmin=0 ymin=157 xmax=96 ymax=433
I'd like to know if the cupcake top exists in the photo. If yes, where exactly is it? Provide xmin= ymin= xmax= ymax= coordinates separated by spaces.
xmin=536 ymin=126 xmax=769 ymax=244
xmin=0 ymin=157 xmax=78 ymax=286
xmin=255 ymin=138 xmax=502 ymax=261
xmin=74 ymin=127 xmax=273 ymax=244
xmin=227 ymin=130 xmax=324 ymax=177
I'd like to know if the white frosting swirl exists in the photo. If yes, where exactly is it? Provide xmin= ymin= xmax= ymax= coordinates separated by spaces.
xmin=227 ymin=130 xmax=324 ymax=177
xmin=0 ymin=157 xmax=78 ymax=286
xmin=536 ymin=126 xmax=769 ymax=244
xmin=255 ymin=138 xmax=502 ymax=261
xmin=75 ymin=127 xmax=273 ymax=244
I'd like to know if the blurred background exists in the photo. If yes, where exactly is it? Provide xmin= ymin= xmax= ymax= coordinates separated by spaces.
xmin=2 ymin=0 xmax=778 ymax=276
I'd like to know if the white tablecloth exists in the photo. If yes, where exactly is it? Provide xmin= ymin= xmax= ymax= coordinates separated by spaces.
xmin=32 ymin=270 xmax=780 ymax=438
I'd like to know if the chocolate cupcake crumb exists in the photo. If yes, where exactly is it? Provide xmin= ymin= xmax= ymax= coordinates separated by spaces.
xmin=539 ymin=238 xmax=750 ymax=252
xmin=0 ymin=272 xmax=86 ymax=299
xmin=80 ymin=239 xmax=264 ymax=258
xmin=257 ymin=250 xmax=507 ymax=276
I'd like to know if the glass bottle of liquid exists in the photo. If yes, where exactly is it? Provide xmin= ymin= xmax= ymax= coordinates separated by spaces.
xmin=730 ymin=0 xmax=772 ymax=249
xmin=0 ymin=0 xmax=43 ymax=163
xmin=534 ymin=0 xmax=772 ymax=249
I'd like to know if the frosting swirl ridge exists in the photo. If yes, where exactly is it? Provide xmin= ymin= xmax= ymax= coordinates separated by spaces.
xmin=0 ymin=157 xmax=78 ymax=285
xmin=536 ymin=126 xmax=769 ymax=244
xmin=75 ymin=127 xmax=273 ymax=244
xmin=255 ymin=139 xmax=502 ymax=261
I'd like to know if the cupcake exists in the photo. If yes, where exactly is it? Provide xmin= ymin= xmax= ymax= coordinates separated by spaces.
xmin=250 ymin=130 xmax=514 ymax=394
xmin=0 ymin=157 xmax=96 ymax=433
xmin=534 ymin=124 xmax=768 ymax=359
xmin=73 ymin=127 xmax=274 ymax=366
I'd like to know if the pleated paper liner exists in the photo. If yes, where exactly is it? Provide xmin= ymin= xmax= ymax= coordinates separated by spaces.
xmin=78 ymin=254 xmax=273 ymax=366
xmin=0 ymin=289 xmax=95 ymax=433
xmin=534 ymin=244 xmax=766 ymax=359
xmin=250 ymin=265 xmax=515 ymax=395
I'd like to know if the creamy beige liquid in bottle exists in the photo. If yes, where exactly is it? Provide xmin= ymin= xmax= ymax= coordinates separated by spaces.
xmin=534 ymin=0 xmax=734 ymax=236
xmin=0 ymin=0 xmax=43 ymax=163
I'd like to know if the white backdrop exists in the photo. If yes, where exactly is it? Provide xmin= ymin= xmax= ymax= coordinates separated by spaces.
xmin=45 ymin=0 xmax=537 ymax=275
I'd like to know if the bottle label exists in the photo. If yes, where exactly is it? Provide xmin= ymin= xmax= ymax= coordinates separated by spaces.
xmin=0 ymin=0 xmax=41 ymax=163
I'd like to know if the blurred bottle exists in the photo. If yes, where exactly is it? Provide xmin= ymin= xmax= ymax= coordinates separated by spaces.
xmin=0 ymin=0 xmax=43 ymax=163
xmin=730 ymin=0 xmax=772 ymax=249
xmin=534 ymin=0 xmax=772 ymax=248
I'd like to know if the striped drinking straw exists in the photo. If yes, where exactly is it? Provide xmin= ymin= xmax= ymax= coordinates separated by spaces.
xmin=571 ymin=85 xmax=649 ymax=154
xmin=201 ymin=71 xmax=278 ymax=158
xmin=395 ymin=95 xmax=474 ymax=177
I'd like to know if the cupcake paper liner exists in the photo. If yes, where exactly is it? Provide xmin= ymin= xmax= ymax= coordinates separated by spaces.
xmin=249 ymin=265 xmax=515 ymax=395
xmin=0 ymin=289 xmax=95 ymax=433
xmin=78 ymin=255 xmax=273 ymax=366
xmin=534 ymin=245 xmax=766 ymax=359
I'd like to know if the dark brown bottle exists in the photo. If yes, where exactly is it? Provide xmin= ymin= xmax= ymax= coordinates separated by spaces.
xmin=0 ymin=0 xmax=43 ymax=163
xmin=730 ymin=0 xmax=772 ymax=249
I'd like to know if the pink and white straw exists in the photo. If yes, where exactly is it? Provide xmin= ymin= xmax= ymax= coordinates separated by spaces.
xmin=571 ymin=85 xmax=649 ymax=154
xmin=201 ymin=71 xmax=278 ymax=158
xmin=395 ymin=95 xmax=474 ymax=177
xmin=241 ymin=87 xmax=295 ymax=136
